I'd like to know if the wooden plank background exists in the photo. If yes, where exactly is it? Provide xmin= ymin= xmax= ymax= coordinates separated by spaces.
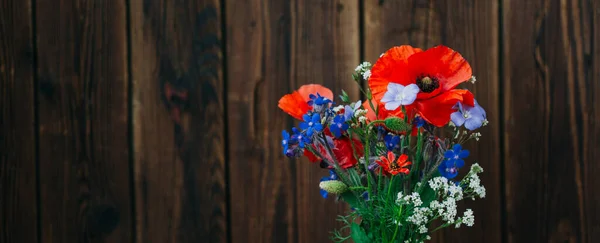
xmin=0 ymin=0 xmax=599 ymax=242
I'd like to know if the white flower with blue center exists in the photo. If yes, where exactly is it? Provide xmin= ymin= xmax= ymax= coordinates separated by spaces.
xmin=381 ymin=83 xmax=420 ymax=110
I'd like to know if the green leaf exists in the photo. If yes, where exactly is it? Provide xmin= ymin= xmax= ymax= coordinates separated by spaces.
xmin=350 ymin=223 xmax=371 ymax=243
xmin=420 ymin=183 xmax=438 ymax=207
xmin=340 ymin=191 xmax=361 ymax=210
xmin=340 ymin=90 xmax=350 ymax=103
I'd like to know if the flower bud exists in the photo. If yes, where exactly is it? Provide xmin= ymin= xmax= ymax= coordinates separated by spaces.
xmin=319 ymin=180 xmax=348 ymax=195
xmin=384 ymin=117 xmax=411 ymax=133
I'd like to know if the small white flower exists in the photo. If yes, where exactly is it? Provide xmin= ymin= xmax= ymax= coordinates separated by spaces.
xmin=428 ymin=177 xmax=449 ymax=191
xmin=425 ymin=235 xmax=431 ymax=240
xmin=332 ymin=105 xmax=344 ymax=113
xmin=441 ymin=197 xmax=458 ymax=223
xmin=462 ymin=209 xmax=475 ymax=226
xmin=470 ymin=163 xmax=484 ymax=173
xmin=418 ymin=225 xmax=428 ymax=234
xmin=358 ymin=116 xmax=368 ymax=124
xmin=354 ymin=64 xmax=363 ymax=72
xmin=381 ymin=83 xmax=420 ymax=110
xmin=469 ymin=76 xmax=477 ymax=84
xmin=448 ymin=121 xmax=456 ymax=127
xmin=407 ymin=207 xmax=430 ymax=226
xmin=482 ymin=119 xmax=489 ymax=126
xmin=447 ymin=183 xmax=464 ymax=200
xmin=363 ymin=70 xmax=371 ymax=80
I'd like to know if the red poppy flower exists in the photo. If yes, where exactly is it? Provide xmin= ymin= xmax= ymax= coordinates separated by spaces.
xmin=368 ymin=45 xmax=475 ymax=127
xmin=333 ymin=137 xmax=364 ymax=169
xmin=376 ymin=151 xmax=411 ymax=175
xmin=303 ymin=136 xmax=364 ymax=169
xmin=278 ymin=84 xmax=333 ymax=120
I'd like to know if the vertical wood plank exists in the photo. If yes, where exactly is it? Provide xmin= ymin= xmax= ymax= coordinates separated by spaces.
xmin=227 ymin=0 xmax=359 ymax=242
xmin=226 ymin=1 xmax=296 ymax=242
xmin=35 ymin=0 xmax=131 ymax=242
xmin=0 ymin=0 xmax=38 ymax=242
xmin=364 ymin=1 xmax=501 ymax=242
xmin=503 ymin=0 xmax=595 ymax=241
xmin=586 ymin=3 xmax=600 ymax=241
xmin=293 ymin=1 xmax=360 ymax=242
xmin=130 ymin=0 xmax=227 ymax=242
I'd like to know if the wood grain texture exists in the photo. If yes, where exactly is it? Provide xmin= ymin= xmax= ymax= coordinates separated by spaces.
xmin=35 ymin=0 xmax=131 ymax=242
xmin=364 ymin=1 xmax=501 ymax=242
xmin=503 ymin=0 xmax=596 ymax=242
xmin=130 ymin=0 xmax=227 ymax=242
xmin=586 ymin=3 xmax=600 ymax=242
xmin=225 ymin=0 xmax=296 ymax=242
xmin=292 ymin=0 xmax=360 ymax=242
xmin=0 ymin=0 xmax=37 ymax=242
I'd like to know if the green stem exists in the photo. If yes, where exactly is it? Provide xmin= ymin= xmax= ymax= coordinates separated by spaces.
xmin=390 ymin=205 xmax=403 ymax=242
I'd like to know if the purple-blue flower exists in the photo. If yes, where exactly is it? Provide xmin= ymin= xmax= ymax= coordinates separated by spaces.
xmin=299 ymin=113 xmax=323 ymax=136
xmin=413 ymin=116 xmax=426 ymax=128
xmin=451 ymin=100 xmax=486 ymax=130
xmin=282 ymin=130 xmax=291 ymax=154
xmin=384 ymin=134 xmax=400 ymax=151
xmin=343 ymin=101 xmax=362 ymax=120
xmin=291 ymin=127 xmax=310 ymax=148
xmin=307 ymin=93 xmax=332 ymax=106
xmin=439 ymin=144 xmax=469 ymax=179
xmin=320 ymin=170 xmax=339 ymax=198
xmin=329 ymin=115 xmax=349 ymax=138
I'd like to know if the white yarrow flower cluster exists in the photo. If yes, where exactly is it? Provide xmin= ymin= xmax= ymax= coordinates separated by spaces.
xmin=464 ymin=163 xmax=486 ymax=199
xmin=358 ymin=116 xmax=368 ymax=124
xmin=354 ymin=61 xmax=372 ymax=80
xmin=354 ymin=108 xmax=368 ymax=117
xmin=363 ymin=70 xmax=371 ymax=80
xmin=407 ymin=207 xmax=430 ymax=226
xmin=428 ymin=177 xmax=449 ymax=191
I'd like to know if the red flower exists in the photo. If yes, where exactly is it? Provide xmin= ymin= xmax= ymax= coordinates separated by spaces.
xmin=333 ymin=137 xmax=364 ymax=169
xmin=303 ymin=136 xmax=364 ymax=169
xmin=278 ymin=84 xmax=333 ymax=120
xmin=376 ymin=151 xmax=411 ymax=175
xmin=368 ymin=45 xmax=475 ymax=127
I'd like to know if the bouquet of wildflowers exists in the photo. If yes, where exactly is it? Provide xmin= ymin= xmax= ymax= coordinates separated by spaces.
xmin=278 ymin=45 xmax=487 ymax=242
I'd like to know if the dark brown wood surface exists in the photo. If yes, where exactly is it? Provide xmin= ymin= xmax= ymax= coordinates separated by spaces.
xmin=130 ymin=0 xmax=227 ymax=242
xmin=1 ymin=0 xmax=600 ymax=242
xmin=35 ymin=1 xmax=132 ymax=242
xmin=503 ymin=0 xmax=599 ymax=242
xmin=225 ymin=0 xmax=297 ymax=242
xmin=0 ymin=0 xmax=37 ymax=242
xmin=34 ymin=0 xmax=131 ymax=242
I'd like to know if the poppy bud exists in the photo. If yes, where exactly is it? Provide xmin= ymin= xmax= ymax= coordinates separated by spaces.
xmin=384 ymin=117 xmax=411 ymax=133
xmin=319 ymin=180 xmax=348 ymax=195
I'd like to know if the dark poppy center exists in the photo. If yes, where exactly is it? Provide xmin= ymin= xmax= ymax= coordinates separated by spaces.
xmin=390 ymin=161 xmax=399 ymax=170
xmin=416 ymin=75 xmax=439 ymax=93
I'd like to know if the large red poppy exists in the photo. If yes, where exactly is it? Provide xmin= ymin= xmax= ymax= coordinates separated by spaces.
xmin=368 ymin=45 xmax=475 ymax=127
xmin=278 ymin=84 xmax=333 ymax=120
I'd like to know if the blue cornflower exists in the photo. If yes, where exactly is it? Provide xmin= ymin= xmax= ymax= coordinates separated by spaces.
xmin=320 ymin=170 xmax=339 ymax=198
xmin=307 ymin=93 xmax=332 ymax=106
xmin=451 ymin=100 xmax=487 ymax=130
xmin=282 ymin=130 xmax=291 ymax=154
xmin=384 ymin=134 xmax=400 ymax=151
xmin=299 ymin=113 xmax=323 ymax=136
xmin=413 ymin=116 xmax=426 ymax=128
xmin=438 ymin=144 xmax=469 ymax=179
xmin=329 ymin=115 xmax=349 ymax=138
xmin=291 ymin=127 xmax=310 ymax=148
